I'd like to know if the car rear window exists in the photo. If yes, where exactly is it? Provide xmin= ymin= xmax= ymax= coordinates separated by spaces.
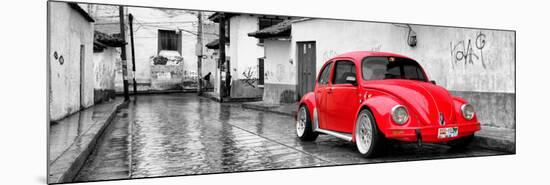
xmin=361 ymin=56 xmax=427 ymax=81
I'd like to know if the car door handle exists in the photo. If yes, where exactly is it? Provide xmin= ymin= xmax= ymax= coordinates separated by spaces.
xmin=327 ymin=88 xmax=333 ymax=94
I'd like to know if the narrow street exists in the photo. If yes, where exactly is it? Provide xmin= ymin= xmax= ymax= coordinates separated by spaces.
xmin=75 ymin=93 xmax=508 ymax=182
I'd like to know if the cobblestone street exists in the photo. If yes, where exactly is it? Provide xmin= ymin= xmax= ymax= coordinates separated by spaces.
xmin=75 ymin=93 xmax=508 ymax=182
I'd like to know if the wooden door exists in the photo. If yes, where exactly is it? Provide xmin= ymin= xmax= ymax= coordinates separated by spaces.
xmin=297 ymin=41 xmax=316 ymax=99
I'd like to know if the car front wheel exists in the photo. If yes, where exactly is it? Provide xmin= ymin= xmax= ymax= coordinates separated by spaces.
xmin=355 ymin=109 xmax=386 ymax=158
xmin=296 ymin=105 xmax=318 ymax=141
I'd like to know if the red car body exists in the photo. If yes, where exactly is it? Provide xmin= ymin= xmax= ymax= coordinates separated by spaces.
xmin=297 ymin=51 xmax=480 ymax=155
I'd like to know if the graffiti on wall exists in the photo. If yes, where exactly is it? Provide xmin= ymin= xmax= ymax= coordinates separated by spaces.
xmin=275 ymin=64 xmax=287 ymax=82
xmin=322 ymin=45 xmax=382 ymax=61
xmin=450 ymin=32 xmax=487 ymax=69
xmin=322 ymin=50 xmax=339 ymax=62
xmin=370 ymin=45 xmax=382 ymax=52
xmin=241 ymin=66 xmax=258 ymax=88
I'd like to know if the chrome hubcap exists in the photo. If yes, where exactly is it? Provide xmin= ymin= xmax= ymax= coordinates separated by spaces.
xmin=356 ymin=113 xmax=373 ymax=154
xmin=296 ymin=107 xmax=307 ymax=137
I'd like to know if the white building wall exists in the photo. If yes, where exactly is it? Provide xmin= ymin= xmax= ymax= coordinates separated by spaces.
xmin=228 ymin=15 xmax=264 ymax=98
xmin=123 ymin=7 xmax=199 ymax=91
xmin=290 ymin=19 xmax=515 ymax=93
xmin=48 ymin=2 xmax=94 ymax=121
xmin=289 ymin=19 xmax=515 ymax=129
xmin=262 ymin=39 xmax=296 ymax=104
xmin=229 ymin=15 xmax=264 ymax=79
xmin=264 ymin=39 xmax=293 ymax=84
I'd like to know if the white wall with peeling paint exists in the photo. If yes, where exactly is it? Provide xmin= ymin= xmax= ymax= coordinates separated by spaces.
xmin=93 ymin=47 xmax=117 ymax=90
xmin=264 ymin=39 xmax=293 ymax=85
xmin=290 ymin=19 xmax=515 ymax=93
xmin=48 ymin=2 xmax=95 ymax=121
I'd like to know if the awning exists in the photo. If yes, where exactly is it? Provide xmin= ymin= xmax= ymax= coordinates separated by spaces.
xmin=94 ymin=31 xmax=126 ymax=47
xmin=207 ymin=12 xmax=236 ymax=23
xmin=248 ymin=20 xmax=291 ymax=39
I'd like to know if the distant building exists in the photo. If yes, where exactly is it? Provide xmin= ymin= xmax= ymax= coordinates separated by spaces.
xmin=208 ymin=13 xmax=291 ymax=101
xmin=92 ymin=31 xmax=125 ymax=103
xmin=85 ymin=5 xmax=203 ymax=92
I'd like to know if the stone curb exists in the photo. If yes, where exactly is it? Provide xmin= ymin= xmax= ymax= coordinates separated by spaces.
xmin=241 ymin=103 xmax=514 ymax=153
xmin=472 ymin=134 xmax=515 ymax=153
xmin=48 ymin=100 xmax=128 ymax=184
xmin=241 ymin=103 xmax=296 ymax=117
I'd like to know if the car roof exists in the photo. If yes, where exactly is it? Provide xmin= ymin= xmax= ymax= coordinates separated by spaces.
xmin=331 ymin=51 xmax=414 ymax=62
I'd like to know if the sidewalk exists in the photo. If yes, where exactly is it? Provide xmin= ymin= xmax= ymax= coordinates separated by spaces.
xmin=48 ymin=98 xmax=126 ymax=184
xmin=241 ymin=102 xmax=515 ymax=153
xmin=202 ymin=91 xmax=263 ymax=103
xmin=473 ymin=126 xmax=515 ymax=153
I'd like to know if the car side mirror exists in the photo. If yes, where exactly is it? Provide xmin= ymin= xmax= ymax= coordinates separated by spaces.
xmin=430 ymin=80 xmax=436 ymax=85
xmin=346 ymin=76 xmax=357 ymax=86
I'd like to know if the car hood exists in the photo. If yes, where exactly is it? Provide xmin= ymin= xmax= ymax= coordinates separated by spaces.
xmin=362 ymin=79 xmax=456 ymax=126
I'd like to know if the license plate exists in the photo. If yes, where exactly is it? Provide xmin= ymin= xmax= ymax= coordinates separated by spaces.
xmin=438 ymin=127 xmax=458 ymax=139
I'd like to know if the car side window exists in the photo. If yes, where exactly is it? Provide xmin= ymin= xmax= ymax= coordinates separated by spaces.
xmin=332 ymin=60 xmax=356 ymax=84
xmin=318 ymin=62 xmax=333 ymax=85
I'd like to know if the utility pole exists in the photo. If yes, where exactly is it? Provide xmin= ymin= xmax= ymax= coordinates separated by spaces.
xmin=119 ymin=6 xmax=129 ymax=101
xmin=196 ymin=12 xmax=203 ymax=96
xmin=218 ymin=13 xmax=226 ymax=102
xmin=129 ymin=13 xmax=137 ymax=95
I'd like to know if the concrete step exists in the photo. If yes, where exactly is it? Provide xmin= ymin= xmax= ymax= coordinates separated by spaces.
xmin=48 ymin=99 xmax=127 ymax=184
xmin=242 ymin=102 xmax=297 ymax=117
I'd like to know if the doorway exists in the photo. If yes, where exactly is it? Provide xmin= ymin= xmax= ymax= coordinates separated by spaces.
xmin=296 ymin=41 xmax=316 ymax=99
xmin=80 ymin=44 xmax=85 ymax=109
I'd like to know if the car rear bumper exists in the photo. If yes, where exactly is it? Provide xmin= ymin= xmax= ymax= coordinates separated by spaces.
xmin=383 ymin=122 xmax=481 ymax=143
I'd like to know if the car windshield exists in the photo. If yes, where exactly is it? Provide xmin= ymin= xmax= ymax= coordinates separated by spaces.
xmin=361 ymin=56 xmax=427 ymax=82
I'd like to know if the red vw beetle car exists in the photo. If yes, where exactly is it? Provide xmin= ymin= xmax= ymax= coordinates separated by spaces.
xmin=296 ymin=51 xmax=480 ymax=158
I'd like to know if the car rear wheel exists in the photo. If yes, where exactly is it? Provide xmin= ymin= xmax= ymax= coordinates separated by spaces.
xmin=355 ymin=109 xmax=386 ymax=158
xmin=296 ymin=105 xmax=318 ymax=141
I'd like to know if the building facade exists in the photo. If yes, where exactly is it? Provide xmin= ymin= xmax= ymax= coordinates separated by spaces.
xmin=252 ymin=18 xmax=515 ymax=130
xmin=48 ymin=2 xmax=95 ymax=121
xmin=86 ymin=5 xmax=203 ymax=92
xmin=208 ymin=13 xmax=292 ymax=100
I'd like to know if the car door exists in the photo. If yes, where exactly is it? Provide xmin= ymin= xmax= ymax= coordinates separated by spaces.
xmin=325 ymin=60 xmax=359 ymax=133
xmin=315 ymin=62 xmax=333 ymax=129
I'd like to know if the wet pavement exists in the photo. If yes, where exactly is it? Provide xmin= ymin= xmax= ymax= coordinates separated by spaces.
xmin=74 ymin=93 xmax=509 ymax=182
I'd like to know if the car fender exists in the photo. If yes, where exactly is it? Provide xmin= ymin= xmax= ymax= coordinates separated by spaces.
xmin=351 ymin=91 xmax=401 ymax=141
xmin=298 ymin=92 xmax=317 ymax=122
